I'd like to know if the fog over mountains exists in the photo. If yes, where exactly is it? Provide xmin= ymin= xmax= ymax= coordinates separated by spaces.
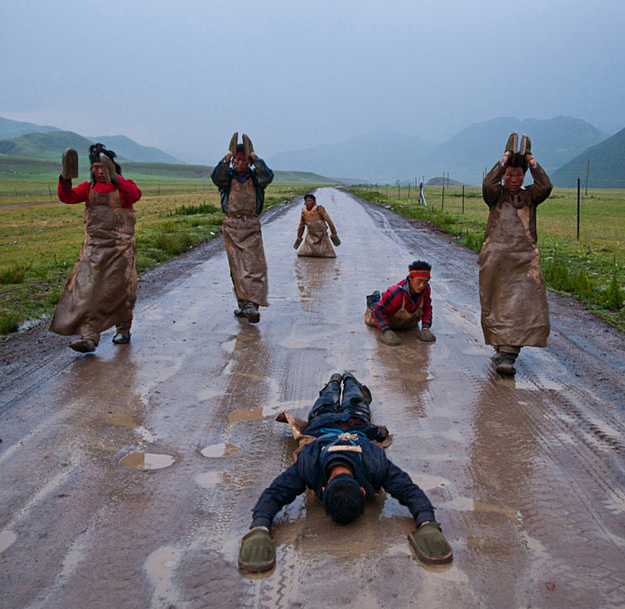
xmin=1 ymin=114 xmax=621 ymax=186
xmin=267 ymin=116 xmax=608 ymax=185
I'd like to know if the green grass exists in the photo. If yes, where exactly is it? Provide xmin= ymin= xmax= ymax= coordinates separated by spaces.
xmin=350 ymin=184 xmax=625 ymax=331
xmin=0 ymin=180 xmax=312 ymax=335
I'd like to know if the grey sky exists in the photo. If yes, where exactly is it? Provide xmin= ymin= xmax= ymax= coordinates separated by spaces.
xmin=1 ymin=0 xmax=623 ymax=164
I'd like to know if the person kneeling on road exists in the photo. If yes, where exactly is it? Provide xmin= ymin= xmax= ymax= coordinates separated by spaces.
xmin=365 ymin=260 xmax=436 ymax=346
xmin=238 ymin=372 xmax=452 ymax=572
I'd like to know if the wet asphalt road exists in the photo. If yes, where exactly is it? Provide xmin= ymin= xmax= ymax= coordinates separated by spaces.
xmin=1 ymin=187 xmax=624 ymax=609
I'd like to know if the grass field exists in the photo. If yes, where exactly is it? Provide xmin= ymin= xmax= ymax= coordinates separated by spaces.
xmin=0 ymin=178 xmax=311 ymax=336
xmin=350 ymin=184 xmax=625 ymax=330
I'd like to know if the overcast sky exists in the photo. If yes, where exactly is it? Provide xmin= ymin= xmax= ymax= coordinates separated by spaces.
xmin=1 ymin=0 xmax=623 ymax=163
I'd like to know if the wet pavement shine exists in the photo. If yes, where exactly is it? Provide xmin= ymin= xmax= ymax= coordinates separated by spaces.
xmin=1 ymin=188 xmax=625 ymax=609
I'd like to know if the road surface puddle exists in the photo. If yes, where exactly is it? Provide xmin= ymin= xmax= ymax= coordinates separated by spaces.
xmin=198 ymin=387 xmax=221 ymax=401
xmin=200 ymin=443 xmax=241 ymax=458
xmin=280 ymin=337 xmax=312 ymax=349
xmin=400 ymin=371 xmax=434 ymax=382
xmin=221 ymin=338 xmax=236 ymax=353
xmin=0 ymin=530 xmax=17 ymax=553
xmin=228 ymin=407 xmax=263 ymax=424
xmin=119 ymin=452 xmax=175 ymax=470
xmin=107 ymin=413 xmax=137 ymax=429
xmin=441 ymin=496 xmax=521 ymax=524
xmin=194 ymin=472 xmax=224 ymax=488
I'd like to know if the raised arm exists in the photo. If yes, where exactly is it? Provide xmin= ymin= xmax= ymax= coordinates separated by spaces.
xmin=482 ymin=161 xmax=505 ymax=207
xmin=211 ymin=156 xmax=232 ymax=190
xmin=528 ymin=160 xmax=553 ymax=205
xmin=57 ymin=178 xmax=90 ymax=204
xmin=252 ymin=157 xmax=274 ymax=190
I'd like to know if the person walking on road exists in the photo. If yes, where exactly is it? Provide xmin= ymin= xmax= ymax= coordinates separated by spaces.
xmin=365 ymin=260 xmax=436 ymax=346
xmin=293 ymin=193 xmax=341 ymax=257
xmin=211 ymin=133 xmax=274 ymax=323
xmin=51 ymin=144 xmax=142 ymax=353
xmin=238 ymin=371 xmax=452 ymax=572
xmin=479 ymin=133 xmax=553 ymax=375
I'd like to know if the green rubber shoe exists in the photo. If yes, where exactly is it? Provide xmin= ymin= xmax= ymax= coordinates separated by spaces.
xmin=238 ymin=528 xmax=276 ymax=573
xmin=408 ymin=522 xmax=453 ymax=565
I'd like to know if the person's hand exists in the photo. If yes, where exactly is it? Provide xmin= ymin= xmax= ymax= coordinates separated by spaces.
xmin=330 ymin=234 xmax=341 ymax=246
xmin=250 ymin=152 xmax=258 ymax=162
xmin=408 ymin=522 xmax=453 ymax=564
xmin=100 ymin=153 xmax=118 ymax=184
xmin=526 ymin=154 xmax=537 ymax=168
xmin=501 ymin=151 xmax=512 ymax=165
xmin=225 ymin=152 xmax=233 ymax=163
xmin=238 ymin=527 xmax=276 ymax=572
xmin=380 ymin=329 xmax=402 ymax=346
xmin=418 ymin=327 xmax=436 ymax=342
xmin=293 ymin=237 xmax=302 ymax=249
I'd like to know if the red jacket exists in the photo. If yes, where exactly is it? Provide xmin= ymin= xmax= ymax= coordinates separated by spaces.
xmin=58 ymin=176 xmax=142 ymax=209
xmin=371 ymin=279 xmax=432 ymax=332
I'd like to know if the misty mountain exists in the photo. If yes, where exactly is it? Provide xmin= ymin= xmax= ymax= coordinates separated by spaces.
xmin=87 ymin=135 xmax=183 ymax=164
xmin=0 ymin=116 xmax=59 ymax=139
xmin=551 ymin=126 xmax=625 ymax=188
xmin=0 ymin=131 xmax=96 ymax=161
xmin=0 ymin=127 xmax=183 ymax=165
xmin=267 ymin=116 xmax=607 ymax=185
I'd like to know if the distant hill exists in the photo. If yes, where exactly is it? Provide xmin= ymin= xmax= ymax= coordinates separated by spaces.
xmin=0 ymin=116 xmax=59 ymax=139
xmin=268 ymin=117 xmax=607 ymax=185
xmin=87 ymin=135 xmax=183 ymax=164
xmin=0 ymin=131 xmax=95 ymax=162
xmin=0 ymin=154 xmax=342 ymax=186
xmin=551 ymin=127 xmax=625 ymax=188
xmin=0 ymin=130 xmax=185 ymax=166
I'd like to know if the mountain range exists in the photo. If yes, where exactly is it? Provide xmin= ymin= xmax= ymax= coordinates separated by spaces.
xmin=267 ymin=116 xmax=608 ymax=185
xmin=1 ymin=115 xmax=623 ymax=187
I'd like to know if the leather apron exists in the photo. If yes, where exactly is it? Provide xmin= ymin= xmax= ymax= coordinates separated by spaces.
xmin=221 ymin=178 xmax=269 ymax=306
xmin=478 ymin=201 xmax=550 ymax=347
xmin=298 ymin=206 xmax=336 ymax=258
xmin=50 ymin=188 xmax=137 ymax=339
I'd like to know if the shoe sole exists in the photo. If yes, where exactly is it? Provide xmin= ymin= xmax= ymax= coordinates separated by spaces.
xmin=238 ymin=557 xmax=275 ymax=573
xmin=69 ymin=342 xmax=95 ymax=353
xmin=495 ymin=363 xmax=516 ymax=375
xmin=408 ymin=534 xmax=453 ymax=565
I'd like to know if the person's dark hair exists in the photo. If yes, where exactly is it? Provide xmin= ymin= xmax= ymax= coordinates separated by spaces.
xmin=409 ymin=260 xmax=431 ymax=272
xmin=88 ymin=143 xmax=122 ymax=182
xmin=508 ymin=152 xmax=528 ymax=173
xmin=304 ymin=193 xmax=316 ymax=201
xmin=322 ymin=474 xmax=365 ymax=524
xmin=235 ymin=143 xmax=245 ymax=154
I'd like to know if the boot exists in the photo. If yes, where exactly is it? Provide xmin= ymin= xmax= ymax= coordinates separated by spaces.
xmin=234 ymin=299 xmax=247 ymax=317
xmin=69 ymin=338 xmax=96 ymax=353
xmin=495 ymin=353 xmax=517 ymax=375
xmin=244 ymin=302 xmax=260 ymax=323
xmin=112 ymin=331 xmax=131 ymax=344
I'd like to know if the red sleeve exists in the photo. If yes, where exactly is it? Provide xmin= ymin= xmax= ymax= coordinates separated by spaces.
xmin=58 ymin=180 xmax=90 ymax=204
xmin=372 ymin=284 xmax=403 ymax=331
xmin=116 ymin=175 xmax=142 ymax=208
xmin=420 ymin=286 xmax=433 ymax=327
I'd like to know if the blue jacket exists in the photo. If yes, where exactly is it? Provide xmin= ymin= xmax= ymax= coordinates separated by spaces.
xmin=251 ymin=435 xmax=435 ymax=528
xmin=210 ymin=156 xmax=274 ymax=216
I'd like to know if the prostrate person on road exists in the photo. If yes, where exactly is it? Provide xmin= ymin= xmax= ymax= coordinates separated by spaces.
xmin=238 ymin=371 xmax=452 ymax=572
xmin=293 ymin=193 xmax=341 ymax=257
xmin=365 ymin=260 xmax=436 ymax=346
xmin=211 ymin=133 xmax=274 ymax=323
xmin=50 ymin=144 xmax=142 ymax=353
xmin=479 ymin=133 xmax=553 ymax=375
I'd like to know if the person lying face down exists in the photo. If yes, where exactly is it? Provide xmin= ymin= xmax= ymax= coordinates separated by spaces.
xmin=365 ymin=260 xmax=436 ymax=346
xmin=238 ymin=372 xmax=453 ymax=572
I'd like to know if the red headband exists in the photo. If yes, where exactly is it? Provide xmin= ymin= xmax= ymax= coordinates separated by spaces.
xmin=409 ymin=270 xmax=430 ymax=278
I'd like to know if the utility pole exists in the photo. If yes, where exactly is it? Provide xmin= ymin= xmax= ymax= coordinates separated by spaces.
xmin=585 ymin=159 xmax=590 ymax=196
xmin=577 ymin=178 xmax=581 ymax=240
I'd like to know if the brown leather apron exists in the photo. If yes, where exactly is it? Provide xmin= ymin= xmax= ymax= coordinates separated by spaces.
xmin=298 ymin=207 xmax=336 ymax=258
xmin=221 ymin=178 xmax=269 ymax=306
xmin=50 ymin=188 xmax=137 ymax=339
xmin=478 ymin=201 xmax=550 ymax=347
